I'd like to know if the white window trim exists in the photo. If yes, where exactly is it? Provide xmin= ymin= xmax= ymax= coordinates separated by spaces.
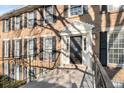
xmin=68 ymin=5 xmax=84 ymax=17
xmin=13 ymin=37 xmax=21 ymax=40
xmin=24 ymin=36 xmax=35 ymax=39
xmin=43 ymin=5 xmax=54 ymax=25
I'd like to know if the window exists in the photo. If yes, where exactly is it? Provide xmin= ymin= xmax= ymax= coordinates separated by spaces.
xmin=108 ymin=5 xmax=124 ymax=12
xmin=24 ymin=66 xmax=27 ymax=80
xmin=4 ymin=40 xmax=9 ymax=57
xmin=100 ymin=5 xmax=108 ymax=13
xmin=44 ymin=6 xmax=53 ymax=24
xmin=16 ymin=16 xmax=21 ymax=30
xmin=5 ymin=63 xmax=8 ymax=75
xmin=24 ymin=13 xmax=27 ymax=28
xmin=42 ymin=37 xmax=56 ymax=60
xmin=15 ymin=40 xmax=20 ymax=57
xmin=66 ymin=5 xmax=88 ymax=17
xmin=12 ymin=64 xmax=15 ymax=79
xmin=43 ymin=37 xmax=52 ymax=60
xmin=27 ymin=39 xmax=34 ymax=57
xmin=12 ymin=17 xmax=15 ymax=30
xmin=70 ymin=5 xmax=83 ymax=16
xmin=6 ymin=19 xmax=10 ymax=32
xmin=108 ymin=32 xmax=124 ymax=64
xmin=27 ymin=12 xmax=35 ymax=28
xmin=2 ymin=20 xmax=5 ymax=32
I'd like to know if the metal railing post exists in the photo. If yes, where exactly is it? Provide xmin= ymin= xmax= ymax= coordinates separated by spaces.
xmin=15 ymin=58 xmax=16 ymax=84
xmin=49 ymin=52 xmax=50 ymax=69
xmin=29 ymin=55 xmax=31 ymax=82
xmin=2 ymin=57 xmax=4 ymax=88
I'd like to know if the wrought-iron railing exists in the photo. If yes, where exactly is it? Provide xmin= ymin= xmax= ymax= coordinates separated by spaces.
xmin=0 ymin=49 xmax=114 ymax=88
xmin=0 ymin=50 xmax=60 ymax=88
xmin=92 ymin=52 xmax=114 ymax=88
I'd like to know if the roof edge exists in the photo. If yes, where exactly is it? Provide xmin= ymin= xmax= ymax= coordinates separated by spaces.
xmin=0 ymin=5 xmax=42 ymax=20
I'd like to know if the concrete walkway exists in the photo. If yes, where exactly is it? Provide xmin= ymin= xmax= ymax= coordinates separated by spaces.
xmin=21 ymin=67 xmax=94 ymax=88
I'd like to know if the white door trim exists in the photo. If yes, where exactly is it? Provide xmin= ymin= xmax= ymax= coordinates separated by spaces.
xmin=60 ymin=21 xmax=94 ymax=67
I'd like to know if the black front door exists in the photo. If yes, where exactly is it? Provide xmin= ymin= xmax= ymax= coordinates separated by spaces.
xmin=70 ymin=36 xmax=82 ymax=64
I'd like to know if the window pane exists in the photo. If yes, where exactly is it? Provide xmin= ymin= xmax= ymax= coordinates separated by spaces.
xmin=27 ymin=12 xmax=35 ymax=28
xmin=2 ymin=20 xmax=5 ymax=32
xmin=108 ymin=5 xmax=123 ymax=12
xmin=15 ymin=40 xmax=20 ymax=57
xmin=44 ymin=6 xmax=53 ymax=23
xmin=6 ymin=19 xmax=9 ymax=32
xmin=28 ymin=12 xmax=34 ymax=19
xmin=28 ymin=39 xmax=34 ymax=56
xmin=70 ymin=5 xmax=82 ymax=15
xmin=5 ymin=41 xmax=9 ymax=57
xmin=108 ymin=32 xmax=124 ymax=64
xmin=16 ymin=16 xmax=20 ymax=30
xmin=43 ymin=37 xmax=53 ymax=60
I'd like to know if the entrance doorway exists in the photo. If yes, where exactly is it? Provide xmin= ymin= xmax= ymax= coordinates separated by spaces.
xmin=70 ymin=36 xmax=82 ymax=64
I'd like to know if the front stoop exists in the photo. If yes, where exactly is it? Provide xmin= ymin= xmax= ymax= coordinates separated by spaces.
xmin=21 ymin=64 xmax=94 ymax=88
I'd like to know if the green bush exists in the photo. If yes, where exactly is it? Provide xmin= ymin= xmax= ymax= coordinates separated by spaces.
xmin=0 ymin=75 xmax=26 ymax=88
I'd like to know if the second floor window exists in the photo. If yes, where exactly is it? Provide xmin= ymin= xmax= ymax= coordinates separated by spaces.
xmin=27 ymin=39 xmax=34 ymax=57
xmin=27 ymin=12 xmax=35 ymax=28
xmin=64 ymin=5 xmax=88 ymax=17
xmin=15 ymin=40 xmax=20 ymax=57
xmin=70 ymin=5 xmax=83 ymax=16
xmin=6 ymin=19 xmax=10 ymax=32
xmin=2 ymin=20 xmax=5 ymax=32
xmin=4 ymin=40 xmax=10 ymax=57
xmin=12 ymin=17 xmax=15 ymax=30
xmin=108 ymin=5 xmax=124 ymax=12
xmin=44 ymin=6 xmax=53 ymax=24
xmin=16 ymin=16 xmax=21 ymax=30
xmin=42 ymin=37 xmax=56 ymax=61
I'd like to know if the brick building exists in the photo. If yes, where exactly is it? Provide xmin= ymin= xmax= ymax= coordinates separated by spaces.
xmin=0 ymin=5 xmax=124 ymax=84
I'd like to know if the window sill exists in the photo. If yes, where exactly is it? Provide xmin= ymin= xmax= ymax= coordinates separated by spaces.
xmin=14 ymin=56 xmax=21 ymax=59
xmin=42 ymin=59 xmax=54 ymax=62
xmin=2 ymin=31 xmax=10 ymax=33
xmin=107 ymin=63 xmax=124 ymax=68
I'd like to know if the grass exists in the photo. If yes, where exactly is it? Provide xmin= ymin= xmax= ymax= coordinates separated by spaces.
xmin=0 ymin=75 xmax=26 ymax=88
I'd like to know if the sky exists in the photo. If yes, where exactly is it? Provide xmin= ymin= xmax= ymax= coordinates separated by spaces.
xmin=0 ymin=5 xmax=23 ymax=15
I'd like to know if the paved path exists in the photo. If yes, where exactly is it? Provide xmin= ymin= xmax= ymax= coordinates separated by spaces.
xmin=21 ymin=68 xmax=94 ymax=88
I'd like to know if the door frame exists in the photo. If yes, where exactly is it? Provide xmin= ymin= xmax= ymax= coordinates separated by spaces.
xmin=59 ymin=21 xmax=94 ymax=67
xmin=60 ymin=33 xmax=90 ymax=65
